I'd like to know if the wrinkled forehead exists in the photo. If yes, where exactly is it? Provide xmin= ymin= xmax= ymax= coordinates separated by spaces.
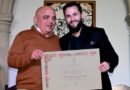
xmin=36 ymin=6 xmax=56 ymax=17
xmin=65 ymin=6 xmax=79 ymax=13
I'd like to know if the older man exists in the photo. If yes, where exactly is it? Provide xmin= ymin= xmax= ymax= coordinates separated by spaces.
xmin=8 ymin=6 xmax=61 ymax=90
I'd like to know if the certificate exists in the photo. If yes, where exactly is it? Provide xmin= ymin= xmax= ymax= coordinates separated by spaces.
xmin=41 ymin=49 xmax=102 ymax=90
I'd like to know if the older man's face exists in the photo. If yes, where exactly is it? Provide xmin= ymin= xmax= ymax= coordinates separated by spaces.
xmin=35 ymin=7 xmax=56 ymax=35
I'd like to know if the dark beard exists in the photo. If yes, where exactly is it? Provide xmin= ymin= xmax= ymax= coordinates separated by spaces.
xmin=67 ymin=21 xmax=83 ymax=34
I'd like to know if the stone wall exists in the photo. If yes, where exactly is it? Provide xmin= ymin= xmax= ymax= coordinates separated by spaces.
xmin=0 ymin=0 xmax=15 ymax=89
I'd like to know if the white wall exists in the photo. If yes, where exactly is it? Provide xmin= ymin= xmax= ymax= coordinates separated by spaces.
xmin=8 ymin=0 xmax=130 ymax=87
xmin=9 ymin=0 xmax=43 ymax=46
xmin=96 ymin=0 xmax=130 ymax=86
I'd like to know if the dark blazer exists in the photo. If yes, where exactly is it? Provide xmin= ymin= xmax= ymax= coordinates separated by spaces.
xmin=60 ymin=24 xmax=119 ymax=90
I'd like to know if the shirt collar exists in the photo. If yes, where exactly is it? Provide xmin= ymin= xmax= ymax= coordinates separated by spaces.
xmin=34 ymin=24 xmax=41 ymax=33
xmin=33 ymin=24 xmax=55 ymax=38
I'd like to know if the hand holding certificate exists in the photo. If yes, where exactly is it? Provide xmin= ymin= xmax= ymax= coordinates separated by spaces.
xmin=41 ymin=49 xmax=102 ymax=90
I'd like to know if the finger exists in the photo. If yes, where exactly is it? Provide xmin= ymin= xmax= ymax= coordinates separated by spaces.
xmin=99 ymin=64 xmax=109 ymax=72
xmin=31 ymin=50 xmax=42 ymax=60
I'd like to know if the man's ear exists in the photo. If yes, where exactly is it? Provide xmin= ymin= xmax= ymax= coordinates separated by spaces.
xmin=81 ymin=13 xmax=84 ymax=20
xmin=33 ymin=17 xmax=37 ymax=24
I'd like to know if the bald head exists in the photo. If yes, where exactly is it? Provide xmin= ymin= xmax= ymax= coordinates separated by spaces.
xmin=35 ymin=6 xmax=55 ymax=17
